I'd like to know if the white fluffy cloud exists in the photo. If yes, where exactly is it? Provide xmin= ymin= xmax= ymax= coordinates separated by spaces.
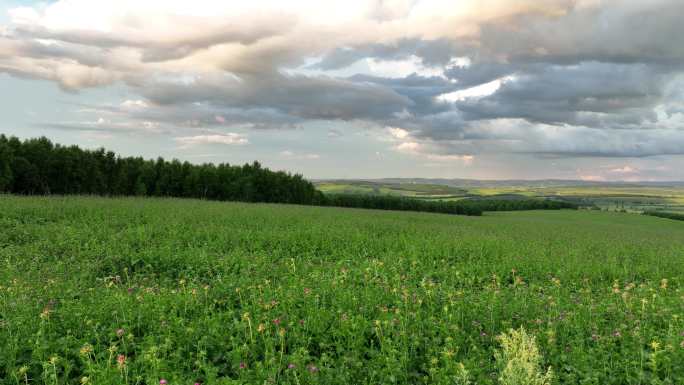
xmin=175 ymin=133 xmax=248 ymax=147
xmin=0 ymin=0 xmax=605 ymax=88
xmin=280 ymin=150 xmax=321 ymax=160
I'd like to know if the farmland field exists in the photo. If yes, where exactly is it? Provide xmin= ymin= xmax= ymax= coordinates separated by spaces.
xmin=316 ymin=180 xmax=684 ymax=213
xmin=2 ymin=196 xmax=684 ymax=385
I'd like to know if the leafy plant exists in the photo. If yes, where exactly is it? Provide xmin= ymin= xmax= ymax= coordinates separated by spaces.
xmin=495 ymin=327 xmax=553 ymax=385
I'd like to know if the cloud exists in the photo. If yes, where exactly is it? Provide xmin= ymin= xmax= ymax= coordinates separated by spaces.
xmin=174 ymin=133 xmax=248 ymax=147
xmin=609 ymin=166 xmax=637 ymax=174
xmin=1 ymin=0 xmax=684 ymax=162
xmin=280 ymin=150 xmax=320 ymax=160
xmin=387 ymin=127 xmax=410 ymax=139
xmin=138 ymin=72 xmax=413 ymax=121
xmin=38 ymin=118 xmax=166 ymax=134
xmin=365 ymin=55 xmax=448 ymax=79
xmin=121 ymin=100 xmax=149 ymax=109
xmin=385 ymin=127 xmax=474 ymax=164
xmin=436 ymin=76 xmax=513 ymax=103
xmin=394 ymin=139 xmax=475 ymax=164
xmin=450 ymin=62 xmax=670 ymax=127
xmin=578 ymin=174 xmax=605 ymax=182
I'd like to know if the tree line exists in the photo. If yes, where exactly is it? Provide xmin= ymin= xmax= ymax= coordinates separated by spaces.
xmin=462 ymin=198 xmax=577 ymax=212
xmin=642 ymin=211 xmax=684 ymax=221
xmin=324 ymin=194 xmax=577 ymax=216
xmin=0 ymin=135 xmax=578 ymax=216
xmin=0 ymin=135 xmax=321 ymax=205
xmin=323 ymin=194 xmax=484 ymax=216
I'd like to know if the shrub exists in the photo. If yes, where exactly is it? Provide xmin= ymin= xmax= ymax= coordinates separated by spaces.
xmin=495 ymin=327 xmax=553 ymax=385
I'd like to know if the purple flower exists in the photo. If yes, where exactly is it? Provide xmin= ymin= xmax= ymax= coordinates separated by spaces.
xmin=159 ymin=380 xmax=167 ymax=385
xmin=239 ymin=362 xmax=247 ymax=370
xmin=307 ymin=364 xmax=319 ymax=373
xmin=273 ymin=318 xmax=281 ymax=326
xmin=288 ymin=363 xmax=296 ymax=369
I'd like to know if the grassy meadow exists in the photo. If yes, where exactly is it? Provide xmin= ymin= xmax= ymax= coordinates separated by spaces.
xmin=2 ymin=196 xmax=684 ymax=384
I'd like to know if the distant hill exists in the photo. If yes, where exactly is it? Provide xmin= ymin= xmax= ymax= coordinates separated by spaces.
xmin=314 ymin=178 xmax=684 ymax=214
xmin=314 ymin=178 xmax=684 ymax=189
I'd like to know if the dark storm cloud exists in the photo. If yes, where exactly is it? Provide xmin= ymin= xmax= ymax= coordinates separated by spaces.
xmin=139 ymin=73 xmax=413 ymax=122
xmin=444 ymin=62 xmax=516 ymax=89
xmin=452 ymin=62 xmax=671 ymax=127
xmin=347 ymin=73 xmax=459 ymax=116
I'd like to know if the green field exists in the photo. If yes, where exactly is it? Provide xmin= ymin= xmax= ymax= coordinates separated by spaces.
xmin=314 ymin=181 xmax=469 ymax=200
xmin=316 ymin=180 xmax=684 ymax=213
xmin=2 ymin=196 xmax=684 ymax=384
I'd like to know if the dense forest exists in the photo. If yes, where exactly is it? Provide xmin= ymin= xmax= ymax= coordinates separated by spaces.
xmin=462 ymin=198 xmax=578 ymax=212
xmin=324 ymin=193 xmax=483 ymax=215
xmin=0 ymin=135 xmax=578 ymax=216
xmin=0 ymin=135 xmax=321 ymax=204
xmin=325 ymin=194 xmax=576 ymax=216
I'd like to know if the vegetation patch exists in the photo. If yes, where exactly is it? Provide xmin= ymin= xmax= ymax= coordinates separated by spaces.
xmin=1 ymin=196 xmax=684 ymax=384
xmin=643 ymin=211 xmax=684 ymax=221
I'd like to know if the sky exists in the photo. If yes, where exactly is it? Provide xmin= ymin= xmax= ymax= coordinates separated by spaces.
xmin=1 ymin=1 xmax=683 ymax=181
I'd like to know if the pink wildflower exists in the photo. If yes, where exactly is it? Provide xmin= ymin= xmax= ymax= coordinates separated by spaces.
xmin=116 ymin=354 xmax=126 ymax=369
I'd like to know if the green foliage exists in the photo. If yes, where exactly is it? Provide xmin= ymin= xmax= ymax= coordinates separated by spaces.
xmin=0 ymin=135 xmax=13 ymax=192
xmin=2 ymin=196 xmax=684 ymax=384
xmin=0 ymin=135 xmax=319 ymax=205
xmin=463 ymin=198 xmax=577 ymax=212
xmin=319 ymin=193 xmax=484 ymax=216
xmin=495 ymin=327 xmax=553 ymax=385
xmin=318 ymin=194 xmax=577 ymax=216
xmin=643 ymin=211 xmax=684 ymax=221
